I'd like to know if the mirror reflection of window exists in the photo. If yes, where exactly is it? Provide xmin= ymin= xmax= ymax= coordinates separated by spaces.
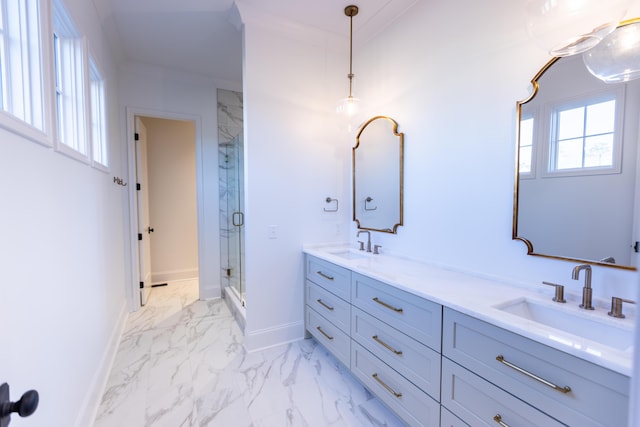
xmin=519 ymin=116 xmax=535 ymax=176
xmin=550 ymin=95 xmax=618 ymax=172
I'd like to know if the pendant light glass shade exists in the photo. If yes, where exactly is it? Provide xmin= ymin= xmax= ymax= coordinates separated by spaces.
xmin=336 ymin=95 xmax=362 ymax=133
xmin=583 ymin=21 xmax=640 ymax=83
xmin=525 ymin=0 xmax=632 ymax=57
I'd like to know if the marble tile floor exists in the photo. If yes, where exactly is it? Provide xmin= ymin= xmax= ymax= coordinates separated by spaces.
xmin=93 ymin=280 xmax=406 ymax=426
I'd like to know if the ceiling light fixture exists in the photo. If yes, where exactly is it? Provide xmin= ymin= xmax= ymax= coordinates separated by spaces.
xmin=336 ymin=5 xmax=362 ymax=133
xmin=583 ymin=20 xmax=640 ymax=83
xmin=525 ymin=0 xmax=632 ymax=57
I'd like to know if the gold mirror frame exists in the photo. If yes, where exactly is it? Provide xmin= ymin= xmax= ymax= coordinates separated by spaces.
xmin=512 ymin=20 xmax=639 ymax=270
xmin=353 ymin=116 xmax=404 ymax=233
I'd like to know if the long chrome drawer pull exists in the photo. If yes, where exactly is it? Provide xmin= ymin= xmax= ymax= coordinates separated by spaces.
xmin=496 ymin=355 xmax=571 ymax=394
xmin=316 ymin=299 xmax=334 ymax=311
xmin=372 ymin=373 xmax=402 ymax=398
xmin=372 ymin=297 xmax=403 ymax=313
xmin=372 ymin=335 xmax=403 ymax=355
xmin=316 ymin=326 xmax=334 ymax=340
xmin=493 ymin=414 xmax=510 ymax=427
xmin=316 ymin=271 xmax=334 ymax=281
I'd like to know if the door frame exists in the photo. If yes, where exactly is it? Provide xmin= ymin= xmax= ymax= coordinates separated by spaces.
xmin=125 ymin=107 xmax=204 ymax=311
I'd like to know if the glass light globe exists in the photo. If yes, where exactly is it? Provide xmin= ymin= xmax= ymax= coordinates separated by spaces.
xmin=583 ymin=22 xmax=640 ymax=83
xmin=525 ymin=0 xmax=632 ymax=57
xmin=336 ymin=95 xmax=362 ymax=133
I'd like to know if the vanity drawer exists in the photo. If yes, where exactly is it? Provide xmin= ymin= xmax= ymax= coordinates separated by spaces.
xmin=306 ymin=307 xmax=350 ymax=367
xmin=351 ymin=341 xmax=440 ymax=427
xmin=441 ymin=358 xmax=565 ymax=427
xmin=306 ymin=281 xmax=350 ymax=333
xmin=306 ymin=255 xmax=351 ymax=301
xmin=351 ymin=273 xmax=442 ymax=351
xmin=443 ymin=308 xmax=629 ymax=427
xmin=351 ymin=307 xmax=440 ymax=399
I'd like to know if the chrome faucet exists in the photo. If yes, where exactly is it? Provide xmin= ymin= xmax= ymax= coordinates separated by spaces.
xmin=572 ymin=264 xmax=594 ymax=310
xmin=357 ymin=230 xmax=371 ymax=253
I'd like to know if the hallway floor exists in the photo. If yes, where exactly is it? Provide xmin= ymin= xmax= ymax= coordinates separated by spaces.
xmin=93 ymin=280 xmax=405 ymax=426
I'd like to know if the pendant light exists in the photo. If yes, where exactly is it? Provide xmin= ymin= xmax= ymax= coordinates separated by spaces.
xmin=336 ymin=5 xmax=362 ymax=133
xmin=525 ymin=0 xmax=632 ymax=57
xmin=583 ymin=20 xmax=640 ymax=83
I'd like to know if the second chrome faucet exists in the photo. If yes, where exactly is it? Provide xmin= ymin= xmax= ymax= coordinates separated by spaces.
xmin=572 ymin=264 xmax=594 ymax=310
xmin=357 ymin=230 xmax=371 ymax=253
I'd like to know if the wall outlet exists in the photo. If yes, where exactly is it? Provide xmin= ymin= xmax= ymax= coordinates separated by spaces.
xmin=268 ymin=225 xmax=279 ymax=239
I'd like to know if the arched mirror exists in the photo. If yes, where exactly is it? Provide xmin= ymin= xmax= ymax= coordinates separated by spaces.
xmin=513 ymin=21 xmax=640 ymax=270
xmin=353 ymin=116 xmax=404 ymax=233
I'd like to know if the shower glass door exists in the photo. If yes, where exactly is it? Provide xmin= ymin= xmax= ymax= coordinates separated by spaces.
xmin=220 ymin=132 xmax=245 ymax=306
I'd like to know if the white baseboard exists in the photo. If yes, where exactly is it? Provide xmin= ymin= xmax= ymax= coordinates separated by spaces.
xmin=243 ymin=321 xmax=305 ymax=353
xmin=74 ymin=302 xmax=128 ymax=427
xmin=151 ymin=268 xmax=198 ymax=283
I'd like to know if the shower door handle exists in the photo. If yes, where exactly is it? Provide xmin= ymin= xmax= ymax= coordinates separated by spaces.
xmin=232 ymin=211 xmax=244 ymax=227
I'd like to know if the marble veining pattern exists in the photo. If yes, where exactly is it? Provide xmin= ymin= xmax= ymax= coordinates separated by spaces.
xmin=93 ymin=280 xmax=405 ymax=426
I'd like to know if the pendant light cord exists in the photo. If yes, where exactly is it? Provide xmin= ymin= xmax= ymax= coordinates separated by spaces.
xmin=345 ymin=5 xmax=358 ymax=98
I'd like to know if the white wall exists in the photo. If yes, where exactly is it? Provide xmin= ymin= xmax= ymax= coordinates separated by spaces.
xmin=142 ymin=117 xmax=199 ymax=283
xmin=238 ymin=2 xmax=351 ymax=349
xmin=118 ymin=64 xmax=238 ymax=300
xmin=0 ymin=0 xmax=127 ymax=426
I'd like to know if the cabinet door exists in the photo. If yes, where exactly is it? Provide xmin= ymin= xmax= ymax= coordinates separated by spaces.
xmin=306 ymin=307 xmax=350 ymax=367
xmin=351 ymin=341 xmax=440 ymax=427
xmin=351 ymin=307 xmax=440 ymax=399
xmin=442 ymin=358 xmax=565 ymax=427
xmin=306 ymin=255 xmax=351 ymax=301
xmin=351 ymin=273 xmax=442 ymax=351
xmin=306 ymin=281 xmax=350 ymax=333
xmin=443 ymin=308 xmax=629 ymax=427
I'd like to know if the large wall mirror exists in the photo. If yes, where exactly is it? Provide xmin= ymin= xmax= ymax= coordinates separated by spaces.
xmin=353 ymin=116 xmax=404 ymax=233
xmin=513 ymin=22 xmax=640 ymax=270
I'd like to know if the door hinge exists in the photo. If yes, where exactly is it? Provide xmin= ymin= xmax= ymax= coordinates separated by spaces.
xmin=136 ymin=183 xmax=141 ymax=191
xmin=139 ymin=281 xmax=144 ymax=289
xmin=634 ymin=241 xmax=639 ymax=253
xmin=226 ymin=268 xmax=232 ymax=277
xmin=134 ymin=133 xmax=139 ymax=141
xmin=138 ymin=233 xmax=142 ymax=241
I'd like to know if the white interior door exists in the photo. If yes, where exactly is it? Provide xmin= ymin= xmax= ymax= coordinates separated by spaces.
xmin=135 ymin=117 xmax=153 ymax=305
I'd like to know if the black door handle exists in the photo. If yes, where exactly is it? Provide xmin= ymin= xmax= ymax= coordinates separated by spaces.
xmin=147 ymin=227 xmax=154 ymax=234
xmin=0 ymin=383 xmax=39 ymax=427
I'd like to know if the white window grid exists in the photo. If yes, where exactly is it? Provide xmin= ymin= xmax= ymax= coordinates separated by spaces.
xmin=0 ymin=0 xmax=49 ymax=144
xmin=541 ymin=88 xmax=624 ymax=178
xmin=90 ymin=57 xmax=108 ymax=170
xmin=53 ymin=1 xmax=88 ymax=162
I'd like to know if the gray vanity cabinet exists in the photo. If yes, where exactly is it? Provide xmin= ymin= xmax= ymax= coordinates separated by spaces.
xmin=304 ymin=256 xmax=352 ymax=367
xmin=304 ymin=256 xmax=442 ymax=426
xmin=350 ymin=273 xmax=442 ymax=426
xmin=304 ymin=253 xmax=631 ymax=427
xmin=442 ymin=308 xmax=630 ymax=427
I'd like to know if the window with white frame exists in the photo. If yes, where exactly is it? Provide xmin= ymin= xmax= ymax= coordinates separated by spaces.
xmin=53 ymin=1 xmax=87 ymax=159
xmin=547 ymin=91 xmax=622 ymax=176
xmin=89 ymin=58 xmax=107 ymax=169
xmin=0 ymin=0 xmax=46 ymax=135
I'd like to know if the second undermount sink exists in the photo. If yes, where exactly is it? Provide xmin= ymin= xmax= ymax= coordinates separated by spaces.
xmin=494 ymin=297 xmax=634 ymax=351
xmin=327 ymin=249 xmax=370 ymax=260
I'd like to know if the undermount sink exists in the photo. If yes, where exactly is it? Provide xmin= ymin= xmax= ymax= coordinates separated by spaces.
xmin=495 ymin=297 xmax=634 ymax=351
xmin=328 ymin=249 xmax=369 ymax=260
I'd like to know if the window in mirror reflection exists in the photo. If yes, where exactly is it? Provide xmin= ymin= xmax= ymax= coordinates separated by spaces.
xmin=519 ymin=116 xmax=534 ymax=176
xmin=551 ymin=96 xmax=617 ymax=172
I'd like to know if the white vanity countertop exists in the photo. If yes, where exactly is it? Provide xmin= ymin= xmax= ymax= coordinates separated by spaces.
xmin=303 ymin=244 xmax=636 ymax=376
